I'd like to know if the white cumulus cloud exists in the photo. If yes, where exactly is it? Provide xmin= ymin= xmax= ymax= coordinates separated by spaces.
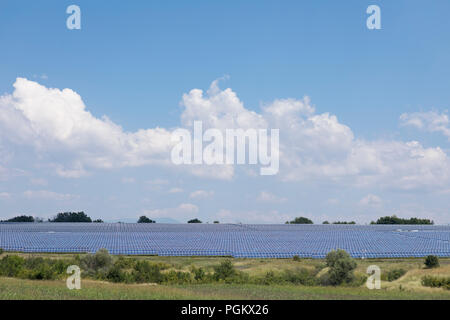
xmin=400 ymin=110 xmax=450 ymax=139
xmin=257 ymin=191 xmax=287 ymax=203
xmin=142 ymin=203 xmax=199 ymax=220
xmin=1 ymin=78 xmax=450 ymax=191
xmin=359 ymin=194 xmax=382 ymax=207
xmin=189 ymin=190 xmax=214 ymax=199
xmin=23 ymin=190 xmax=78 ymax=201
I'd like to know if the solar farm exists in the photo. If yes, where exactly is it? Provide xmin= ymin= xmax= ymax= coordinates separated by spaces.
xmin=1 ymin=223 xmax=449 ymax=258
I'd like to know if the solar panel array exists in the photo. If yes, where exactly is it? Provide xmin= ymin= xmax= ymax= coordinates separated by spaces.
xmin=0 ymin=223 xmax=449 ymax=258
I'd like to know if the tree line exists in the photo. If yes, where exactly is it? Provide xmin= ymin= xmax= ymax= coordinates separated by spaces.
xmin=287 ymin=215 xmax=433 ymax=225
xmin=1 ymin=214 xmax=435 ymax=225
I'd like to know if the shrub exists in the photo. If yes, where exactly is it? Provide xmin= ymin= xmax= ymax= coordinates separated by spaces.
xmin=80 ymin=249 xmax=114 ymax=276
xmin=386 ymin=268 xmax=407 ymax=282
xmin=260 ymin=271 xmax=277 ymax=285
xmin=132 ymin=261 xmax=164 ymax=283
xmin=114 ymin=256 xmax=137 ymax=270
xmin=106 ymin=265 xmax=131 ymax=283
xmin=164 ymin=270 xmax=192 ymax=284
xmin=0 ymin=255 xmax=25 ymax=277
xmin=281 ymin=268 xmax=318 ymax=286
xmin=213 ymin=260 xmax=236 ymax=281
xmin=26 ymin=264 xmax=56 ymax=280
xmin=51 ymin=259 xmax=71 ymax=274
xmin=424 ymin=255 xmax=440 ymax=269
xmin=191 ymin=266 xmax=206 ymax=282
xmin=324 ymin=249 xmax=357 ymax=286
xmin=0 ymin=248 xmax=3 ymax=255
xmin=422 ymin=276 xmax=450 ymax=290
xmin=292 ymin=255 xmax=301 ymax=262
xmin=212 ymin=260 xmax=249 ymax=283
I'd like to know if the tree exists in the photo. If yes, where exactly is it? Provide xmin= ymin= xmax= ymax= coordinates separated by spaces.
xmin=137 ymin=216 xmax=155 ymax=223
xmin=93 ymin=219 xmax=104 ymax=223
xmin=424 ymin=255 xmax=440 ymax=269
xmin=213 ymin=221 xmax=220 ymax=224
xmin=49 ymin=212 xmax=92 ymax=222
xmin=1 ymin=215 xmax=34 ymax=223
xmin=286 ymin=217 xmax=313 ymax=224
xmin=324 ymin=249 xmax=357 ymax=286
xmin=371 ymin=215 xmax=433 ymax=225
xmin=188 ymin=218 xmax=202 ymax=224
xmin=332 ymin=221 xmax=356 ymax=225
xmin=322 ymin=221 xmax=330 ymax=224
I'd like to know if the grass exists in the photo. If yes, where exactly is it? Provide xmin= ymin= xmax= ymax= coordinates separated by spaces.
xmin=0 ymin=253 xmax=449 ymax=300
xmin=1 ymin=277 xmax=450 ymax=300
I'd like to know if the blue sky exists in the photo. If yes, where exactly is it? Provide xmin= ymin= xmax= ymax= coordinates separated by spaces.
xmin=1 ymin=1 xmax=450 ymax=223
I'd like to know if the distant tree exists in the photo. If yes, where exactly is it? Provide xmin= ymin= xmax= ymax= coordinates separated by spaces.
xmin=322 ymin=221 xmax=330 ymax=224
xmin=286 ymin=217 xmax=313 ymax=224
xmin=213 ymin=221 xmax=220 ymax=224
xmin=93 ymin=219 xmax=104 ymax=223
xmin=371 ymin=215 xmax=433 ymax=225
xmin=2 ymin=215 xmax=35 ymax=223
xmin=49 ymin=212 xmax=92 ymax=223
xmin=332 ymin=221 xmax=356 ymax=225
xmin=424 ymin=255 xmax=440 ymax=269
xmin=188 ymin=218 xmax=202 ymax=224
xmin=137 ymin=216 xmax=155 ymax=223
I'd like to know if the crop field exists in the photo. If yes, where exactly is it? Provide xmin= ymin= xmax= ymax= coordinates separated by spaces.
xmin=1 ymin=223 xmax=449 ymax=258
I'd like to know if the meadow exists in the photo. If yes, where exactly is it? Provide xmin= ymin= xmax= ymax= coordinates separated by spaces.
xmin=0 ymin=251 xmax=449 ymax=300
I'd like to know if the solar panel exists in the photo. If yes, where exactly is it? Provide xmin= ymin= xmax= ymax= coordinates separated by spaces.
xmin=0 ymin=223 xmax=449 ymax=258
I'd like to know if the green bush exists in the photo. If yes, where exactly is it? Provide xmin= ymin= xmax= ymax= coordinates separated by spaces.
xmin=421 ymin=275 xmax=450 ymax=290
xmin=26 ymin=264 xmax=56 ymax=280
xmin=80 ymin=249 xmax=114 ymax=276
xmin=0 ymin=248 xmax=3 ymax=255
xmin=0 ymin=255 xmax=70 ymax=280
xmin=114 ymin=256 xmax=137 ymax=270
xmin=292 ymin=255 xmax=301 ymax=262
xmin=106 ymin=265 xmax=132 ymax=283
xmin=164 ymin=270 xmax=192 ymax=284
xmin=424 ymin=255 xmax=440 ymax=269
xmin=253 ymin=271 xmax=277 ymax=285
xmin=324 ymin=249 xmax=357 ymax=286
xmin=212 ymin=260 xmax=249 ymax=284
xmin=281 ymin=268 xmax=318 ymax=286
xmin=191 ymin=266 xmax=206 ymax=282
xmin=386 ymin=268 xmax=407 ymax=282
xmin=132 ymin=261 xmax=164 ymax=283
xmin=213 ymin=260 xmax=236 ymax=281
xmin=0 ymin=255 xmax=25 ymax=277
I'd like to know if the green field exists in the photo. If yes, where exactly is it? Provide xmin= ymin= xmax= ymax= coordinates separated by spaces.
xmin=0 ymin=253 xmax=449 ymax=300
